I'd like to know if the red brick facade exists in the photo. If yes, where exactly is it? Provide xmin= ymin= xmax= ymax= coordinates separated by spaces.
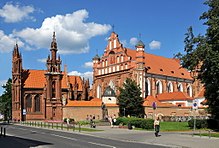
xmin=11 ymin=32 xmax=90 ymax=121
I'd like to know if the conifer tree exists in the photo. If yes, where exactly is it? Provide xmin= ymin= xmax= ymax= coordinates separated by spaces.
xmin=117 ymin=78 xmax=144 ymax=117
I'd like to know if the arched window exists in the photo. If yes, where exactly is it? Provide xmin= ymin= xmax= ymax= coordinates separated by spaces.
xmin=109 ymin=51 xmax=115 ymax=64
xmin=97 ymin=85 xmax=102 ymax=99
xmin=156 ymin=80 xmax=163 ymax=95
xmin=145 ymin=78 xmax=151 ymax=96
xmin=109 ymin=80 xmax=116 ymax=92
xmin=167 ymin=81 xmax=173 ymax=93
xmin=34 ymin=95 xmax=40 ymax=112
xmin=187 ymin=85 xmax=192 ymax=97
xmin=26 ymin=94 xmax=32 ymax=112
xmin=177 ymin=83 xmax=183 ymax=92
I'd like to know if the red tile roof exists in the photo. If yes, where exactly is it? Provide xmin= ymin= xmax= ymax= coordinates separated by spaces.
xmin=66 ymin=100 xmax=102 ymax=107
xmin=22 ymin=70 xmax=46 ymax=88
xmin=126 ymin=48 xmax=192 ymax=80
xmin=143 ymin=95 xmax=174 ymax=107
xmin=22 ymin=69 xmax=82 ymax=90
xmin=157 ymin=92 xmax=193 ymax=101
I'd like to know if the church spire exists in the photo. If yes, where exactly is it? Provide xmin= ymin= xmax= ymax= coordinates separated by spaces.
xmin=13 ymin=43 xmax=20 ymax=58
xmin=51 ymin=31 xmax=57 ymax=49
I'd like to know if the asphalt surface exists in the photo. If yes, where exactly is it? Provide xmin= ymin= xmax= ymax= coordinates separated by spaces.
xmin=1 ymin=122 xmax=219 ymax=148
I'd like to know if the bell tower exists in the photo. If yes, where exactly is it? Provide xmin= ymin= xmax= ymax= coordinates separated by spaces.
xmin=45 ymin=32 xmax=63 ymax=120
xmin=135 ymin=40 xmax=146 ymax=98
xmin=12 ymin=43 xmax=23 ymax=121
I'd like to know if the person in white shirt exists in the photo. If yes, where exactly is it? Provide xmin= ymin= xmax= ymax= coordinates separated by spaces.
xmin=154 ymin=117 xmax=160 ymax=137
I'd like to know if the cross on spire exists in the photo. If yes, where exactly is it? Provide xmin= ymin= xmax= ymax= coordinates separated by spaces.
xmin=139 ymin=33 xmax=142 ymax=40
xmin=112 ymin=24 xmax=115 ymax=32
xmin=96 ymin=49 xmax=98 ymax=55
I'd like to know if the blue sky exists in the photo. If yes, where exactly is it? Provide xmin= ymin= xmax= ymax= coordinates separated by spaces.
xmin=0 ymin=0 xmax=207 ymax=95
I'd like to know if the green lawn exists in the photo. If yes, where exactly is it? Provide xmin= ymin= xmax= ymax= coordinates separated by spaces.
xmin=195 ymin=132 xmax=219 ymax=138
xmin=160 ymin=121 xmax=191 ymax=131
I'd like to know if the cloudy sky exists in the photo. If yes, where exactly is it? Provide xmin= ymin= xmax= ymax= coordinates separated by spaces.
xmin=0 ymin=0 xmax=207 ymax=94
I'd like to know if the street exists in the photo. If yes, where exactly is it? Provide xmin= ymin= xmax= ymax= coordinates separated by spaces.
xmin=0 ymin=124 xmax=164 ymax=148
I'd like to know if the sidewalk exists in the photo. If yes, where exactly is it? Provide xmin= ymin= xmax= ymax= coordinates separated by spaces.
xmin=1 ymin=122 xmax=219 ymax=148
xmin=83 ymin=125 xmax=219 ymax=148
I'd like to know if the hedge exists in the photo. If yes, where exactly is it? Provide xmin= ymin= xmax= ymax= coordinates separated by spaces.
xmin=115 ymin=117 xmax=154 ymax=129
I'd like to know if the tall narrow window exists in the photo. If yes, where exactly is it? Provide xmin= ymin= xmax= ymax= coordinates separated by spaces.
xmin=177 ymin=83 xmax=183 ymax=92
xmin=156 ymin=80 xmax=163 ymax=95
xmin=145 ymin=78 xmax=151 ymax=96
xmin=26 ymin=94 xmax=32 ymax=112
xmin=35 ymin=95 xmax=40 ymax=112
xmin=187 ymin=85 xmax=192 ymax=97
xmin=52 ymin=81 xmax=56 ymax=98
xmin=167 ymin=82 xmax=173 ymax=93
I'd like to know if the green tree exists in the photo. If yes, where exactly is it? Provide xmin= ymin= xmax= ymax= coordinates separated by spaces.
xmin=0 ymin=78 xmax=12 ymax=120
xmin=117 ymin=78 xmax=144 ymax=117
xmin=180 ymin=0 xmax=219 ymax=119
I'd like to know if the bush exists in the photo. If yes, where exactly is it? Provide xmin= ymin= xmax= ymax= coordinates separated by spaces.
xmin=207 ymin=119 xmax=219 ymax=129
xmin=188 ymin=119 xmax=208 ymax=129
xmin=116 ymin=117 xmax=154 ymax=129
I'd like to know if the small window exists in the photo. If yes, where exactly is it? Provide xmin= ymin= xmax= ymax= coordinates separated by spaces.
xmin=181 ymin=73 xmax=184 ymax=75
xmin=171 ymin=71 xmax=174 ymax=73
xmin=160 ymin=69 xmax=163 ymax=71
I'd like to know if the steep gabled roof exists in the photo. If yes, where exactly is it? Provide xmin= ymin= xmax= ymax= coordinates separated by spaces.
xmin=22 ymin=69 xmax=46 ymax=88
xmin=22 ymin=69 xmax=83 ymax=90
xmin=126 ymin=48 xmax=192 ymax=80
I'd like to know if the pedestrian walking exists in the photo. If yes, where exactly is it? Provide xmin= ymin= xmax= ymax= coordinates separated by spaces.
xmin=108 ymin=116 xmax=113 ymax=127
xmin=154 ymin=117 xmax=160 ymax=137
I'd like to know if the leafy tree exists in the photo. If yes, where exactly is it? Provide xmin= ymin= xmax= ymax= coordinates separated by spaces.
xmin=0 ymin=78 xmax=12 ymax=120
xmin=180 ymin=0 xmax=219 ymax=119
xmin=117 ymin=78 xmax=145 ymax=117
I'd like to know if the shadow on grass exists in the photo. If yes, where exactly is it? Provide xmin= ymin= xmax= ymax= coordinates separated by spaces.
xmin=0 ymin=135 xmax=52 ymax=148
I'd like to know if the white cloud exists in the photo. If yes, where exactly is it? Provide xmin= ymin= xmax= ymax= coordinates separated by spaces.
xmin=120 ymin=40 xmax=127 ymax=47
xmin=130 ymin=37 xmax=138 ymax=46
xmin=13 ymin=9 xmax=111 ymax=54
xmin=83 ymin=62 xmax=93 ymax=68
xmin=0 ymin=3 xmax=35 ymax=23
xmin=68 ymin=71 xmax=93 ymax=82
xmin=149 ymin=40 xmax=161 ymax=49
xmin=0 ymin=30 xmax=24 ymax=53
xmin=37 ymin=58 xmax=47 ymax=63
xmin=0 ymin=80 xmax=7 ymax=87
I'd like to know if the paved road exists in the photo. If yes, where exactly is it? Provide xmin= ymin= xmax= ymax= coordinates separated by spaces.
xmin=86 ymin=126 xmax=219 ymax=148
xmin=0 ymin=124 xmax=164 ymax=148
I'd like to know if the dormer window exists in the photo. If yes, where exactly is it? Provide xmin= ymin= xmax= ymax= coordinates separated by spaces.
xmin=181 ymin=73 xmax=184 ymax=75
xmin=160 ymin=69 xmax=163 ymax=72
xmin=171 ymin=71 xmax=174 ymax=73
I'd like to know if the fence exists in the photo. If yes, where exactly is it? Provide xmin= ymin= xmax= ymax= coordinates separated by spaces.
xmin=19 ymin=121 xmax=81 ymax=132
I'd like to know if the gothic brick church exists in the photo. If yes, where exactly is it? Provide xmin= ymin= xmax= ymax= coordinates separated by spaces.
xmin=12 ymin=32 xmax=90 ymax=121
xmin=91 ymin=32 xmax=204 ymax=111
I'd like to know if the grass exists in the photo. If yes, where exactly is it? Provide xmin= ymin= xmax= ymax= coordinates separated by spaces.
xmin=160 ymin=121 xmax=191 ymax=131
xmin=194 ymin=132 xmax=219 ymax=138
